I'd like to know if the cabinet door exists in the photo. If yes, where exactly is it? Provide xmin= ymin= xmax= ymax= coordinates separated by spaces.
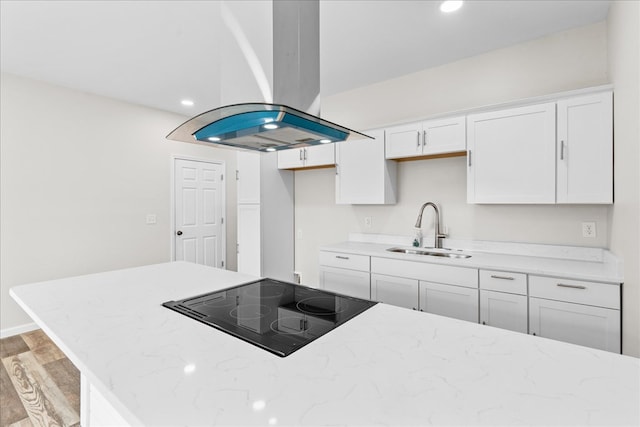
xmin=304 ymin=144 xmax=335 ymax=168
xmin=529 ymin=297 xmax=620 ymax=353
xmin=467 ymin=102 xmax=556 ymax=203
xmin=237 ymin=204 xmax=261 ymax=276
xmin=480 ymin=290 xmax=528 ymax=333
xmin=371 ymin=274 xmax=419 ymax=310
xmin=319 ymin=266 xmax=370 ymax=300
xmin=277 ymin=149 xmax=304 ymax=170
xmin=385 ymin=122 xmax=422 ymax=159
xmin=419 ymin=281 xmax=479 ymax=323
xmin=336 ymin=129 xmax=396 ymax=204
xmin=557 ymin=91 xmax=613 ymax=204
xmin=237 ymin=151 xmax=261 ymax=204
xmin=422 ymin=115 xmax=466 ymax=155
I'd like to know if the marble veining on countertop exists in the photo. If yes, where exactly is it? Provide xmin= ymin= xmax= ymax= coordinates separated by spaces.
xmin=320 ymin=234 xmax=624 ymax=283
xmin=10 ymin=262 xmax=639 ymax=426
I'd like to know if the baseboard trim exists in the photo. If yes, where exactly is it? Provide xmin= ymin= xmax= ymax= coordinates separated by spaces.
xmin=0 ymin=322 xmax=39 ymax=339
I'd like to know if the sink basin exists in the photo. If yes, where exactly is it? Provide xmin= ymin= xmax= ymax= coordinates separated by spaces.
xmin=386 ymin=247 xmax=471 ymax=259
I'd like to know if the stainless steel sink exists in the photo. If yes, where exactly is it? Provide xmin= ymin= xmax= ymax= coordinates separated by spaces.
xmin=386 ymin=247 xmax=471 ymax=259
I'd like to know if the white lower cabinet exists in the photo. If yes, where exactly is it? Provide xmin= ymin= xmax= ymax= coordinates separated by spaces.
xmin=319 ymin=266 xmax=370 ymax=299
xmin=479 ymin=269 xmax=528 ymax=333
xmin=371 ymin=256 xmax=479 ymax=323
xmin=319 ymin=251 xmax=371 ymax=299
xmin=319 ymin=250 xmax=622 ymax=353
xmin=528 ymin=275 xmax=620 ymax=353
xmin=371 ymin=274 xmax=419 ymax=310
xmin=529 ymin=298 xmax=620 ymax=353
xmin=419 ymin=281 xmax=479 ymax=323
xmin=480 ymin=290 xmax=528 ymax=333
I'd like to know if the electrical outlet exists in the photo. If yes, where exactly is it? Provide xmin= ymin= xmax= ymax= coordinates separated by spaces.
xmin=146 ymin=214 xmax=157 ymax=225
xmin=364 ymin=217 xmax=372 ymax=228
xmin=582 ymin=222 xmax=596 ymax=238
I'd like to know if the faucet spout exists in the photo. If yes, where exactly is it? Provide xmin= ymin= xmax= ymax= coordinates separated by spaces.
xmin=414 ymin=202 xmax=447 ymax=248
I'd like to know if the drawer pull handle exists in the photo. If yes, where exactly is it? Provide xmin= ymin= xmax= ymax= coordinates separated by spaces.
xmin=490 ymin=275 xmax=515 ymax=280
xmin=557 ymin=283 xmax=586 ymax=290
xmin=335 ymin=256 xmax=350 ymax=260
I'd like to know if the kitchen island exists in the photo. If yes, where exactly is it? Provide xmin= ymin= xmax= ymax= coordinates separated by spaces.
xmin=10 ymin=262 xmax=639 ymax=426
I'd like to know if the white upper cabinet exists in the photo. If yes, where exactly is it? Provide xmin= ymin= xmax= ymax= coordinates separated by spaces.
xmin=466 ymin=102 xmax=557 ymax=204
xmin=466 ymin=88 xmax=613 ymax=205
xmin=335 ymin=129 xmax=397 ymax=204
xmin=385 ymin=115 xmax=466 ymax=160
xmin=556 ymin=91 xmax=613 ymax=204
xmin=277 ymin=144 xmax=335 ymax=170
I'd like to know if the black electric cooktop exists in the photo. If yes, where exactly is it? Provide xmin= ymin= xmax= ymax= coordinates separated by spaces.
xmin=163 ymin=279 xmax=377 ymax=357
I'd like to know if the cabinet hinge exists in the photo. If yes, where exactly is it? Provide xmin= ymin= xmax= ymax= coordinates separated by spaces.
xmin=221 ymin=217 xmax=224 ymax=224
xmin=236 ymin=170 xmax=239 ymax=180
xmin=221 ymin=260 xmax=225 ymax=268
xmin=221 ymin=174 xmax=224 ymax=181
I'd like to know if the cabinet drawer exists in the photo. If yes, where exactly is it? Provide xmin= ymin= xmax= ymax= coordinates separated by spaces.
xmin=371 ymin=257 xmax=478 ymax=288
xmin=479 ymin=270 xmax=527 ymax=295
xmin=319 ymin=251 xmax=370 ymax=271
xmin=529 ymin=276 xmax=619 ymax=310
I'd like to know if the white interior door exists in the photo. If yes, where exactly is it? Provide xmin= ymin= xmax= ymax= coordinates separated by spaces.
xmin=174 ymin=158 xmax=225 ymax=268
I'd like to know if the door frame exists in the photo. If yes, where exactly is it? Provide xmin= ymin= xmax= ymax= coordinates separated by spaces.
xmin=170 ymin=155 xmax=227 ymax=267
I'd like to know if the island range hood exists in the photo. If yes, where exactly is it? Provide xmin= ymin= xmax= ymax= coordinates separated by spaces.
xmin=166 ymin=102 xmax=370 ymax=152
xmin=166 ymin=1 xmax=371 ymax=152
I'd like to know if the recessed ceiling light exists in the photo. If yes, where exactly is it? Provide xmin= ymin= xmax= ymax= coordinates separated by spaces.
xmin=440 ymin=0 xmax=463 ymax=13
xmin=320 ymin=139 xmax=331 ymax=144
xmin=208 ymin=137 xmax=221 ymax=142
xmin=252 ymin=400 xmax=266 ymax=411
xmin=265 ymin=147 xmax=276 ymax=152
xmin=264 ymin=123 xmax=279 ymax=130
xmin=181 ymin=99 xmax=194 ymax=107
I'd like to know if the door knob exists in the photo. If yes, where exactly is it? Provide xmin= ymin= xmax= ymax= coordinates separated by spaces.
xmin=176 ymin=230 xmax=183 ymax=236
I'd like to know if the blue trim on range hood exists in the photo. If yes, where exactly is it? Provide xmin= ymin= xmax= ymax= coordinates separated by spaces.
xmin=166 ymin=103 xmax=370 ymax=152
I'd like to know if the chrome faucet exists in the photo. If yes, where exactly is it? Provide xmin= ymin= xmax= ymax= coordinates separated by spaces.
xmin=414 ymin=202 xmax=447 ymax=249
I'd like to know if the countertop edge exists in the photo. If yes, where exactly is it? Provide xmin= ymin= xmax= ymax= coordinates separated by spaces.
xmin=319 ymin=241 xmax=624 ymax=284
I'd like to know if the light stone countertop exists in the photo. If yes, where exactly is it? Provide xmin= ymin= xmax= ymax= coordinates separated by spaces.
xmin=320 ymin=237 xmax=624 ymax=284
xmin=11 ymin=261 xmax=639 ymax=426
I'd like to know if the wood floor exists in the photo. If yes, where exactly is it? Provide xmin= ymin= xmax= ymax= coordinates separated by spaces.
xmin=0 ymin=330 xmax=80 ymax=427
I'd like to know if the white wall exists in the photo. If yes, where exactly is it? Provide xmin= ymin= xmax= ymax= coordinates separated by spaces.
xmin=294 ymin=21 xmax=624 ymax=337
xmin=607 ymin=1 xmax=640 ymax=357
xmin=0 ymin=73 xmax=237 ymax=333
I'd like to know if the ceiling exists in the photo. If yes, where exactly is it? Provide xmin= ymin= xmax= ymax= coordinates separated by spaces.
xmin=1 ymin=1 xmax=610 ymax=116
